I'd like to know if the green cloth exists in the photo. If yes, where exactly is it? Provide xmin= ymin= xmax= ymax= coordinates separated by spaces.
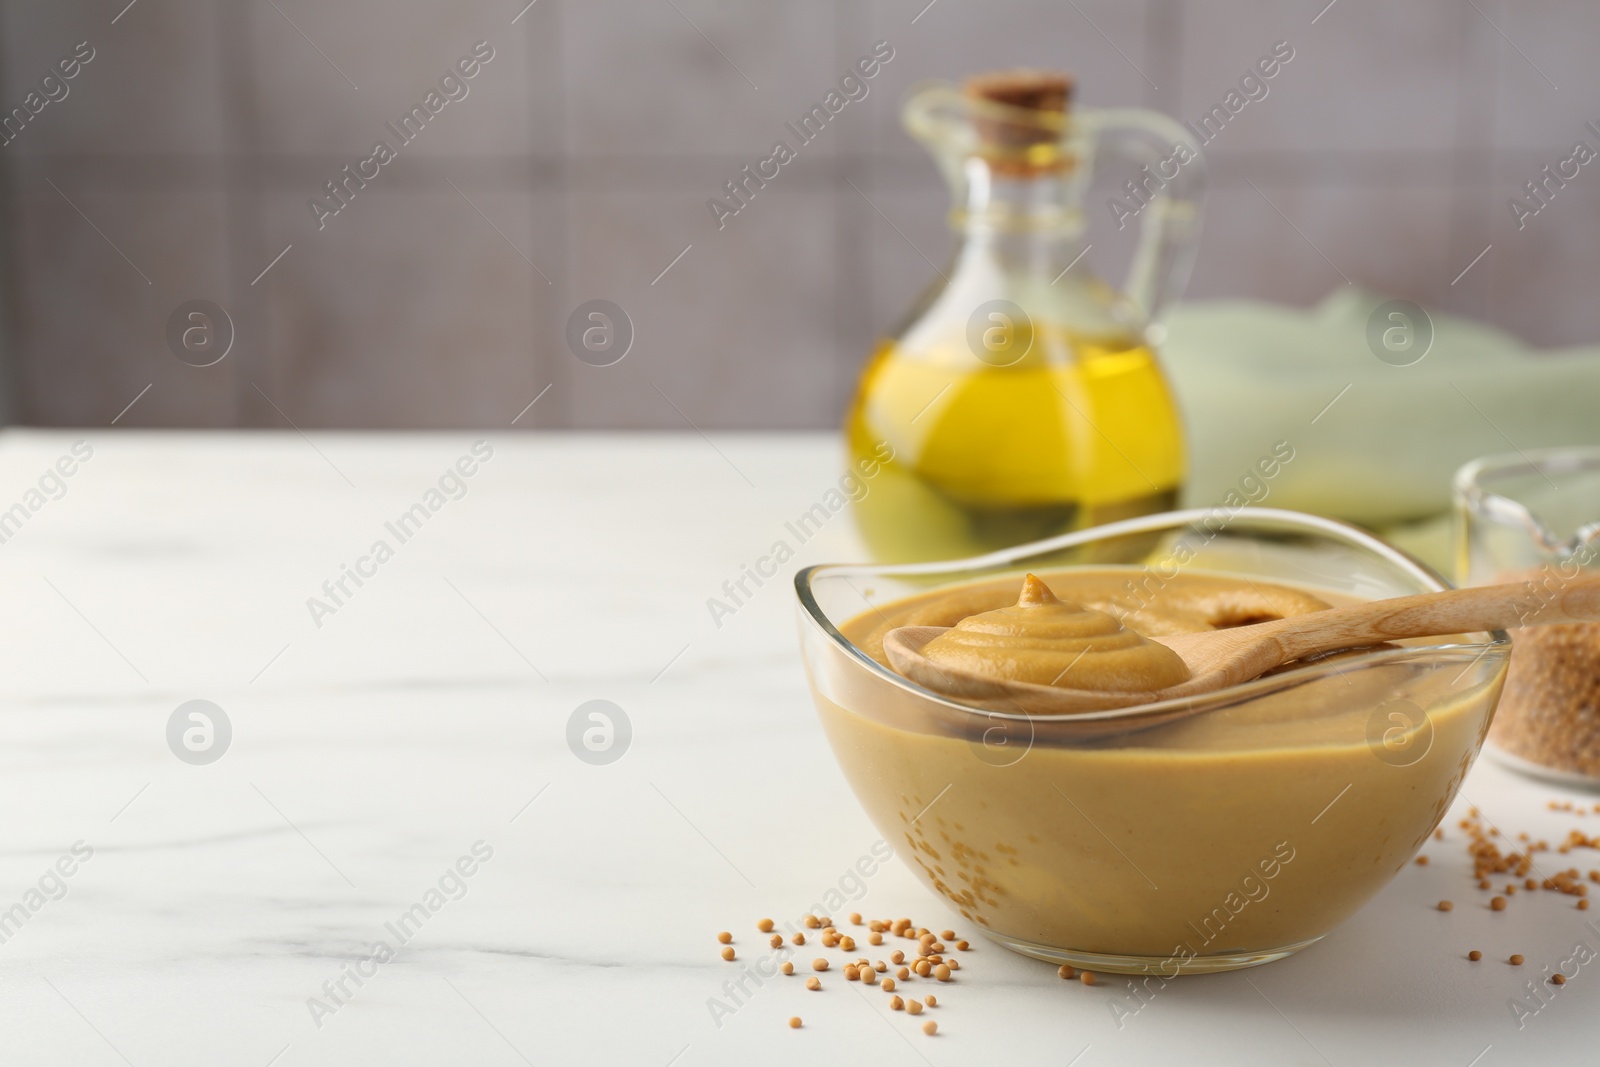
xmin=1160 ymin=289 xmax=1600 ymax=534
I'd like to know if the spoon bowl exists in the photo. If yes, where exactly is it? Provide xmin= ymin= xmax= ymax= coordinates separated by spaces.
xmin=885 ymin=574 xmax=1600 ymax=721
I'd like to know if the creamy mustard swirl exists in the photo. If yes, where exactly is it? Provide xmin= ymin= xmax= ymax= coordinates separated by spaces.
xmin=919 ymin=573 xmax=1191 ymax=692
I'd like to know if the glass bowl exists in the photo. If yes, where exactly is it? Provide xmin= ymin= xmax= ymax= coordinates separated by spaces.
xmin=795 ymin=507 xmax=1509 ymax=974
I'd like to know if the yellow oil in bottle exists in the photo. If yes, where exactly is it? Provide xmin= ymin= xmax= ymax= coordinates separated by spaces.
xmin=846 ymin=328 xmax=1183 ymax=562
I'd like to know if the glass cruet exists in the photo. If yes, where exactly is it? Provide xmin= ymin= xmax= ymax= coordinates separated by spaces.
xmin=844 ymin=70 xmax=1206 ymax=562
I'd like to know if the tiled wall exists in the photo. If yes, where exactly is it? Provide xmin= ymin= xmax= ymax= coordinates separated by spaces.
xmin=0 ymin=0 xmax=1594 ymax=429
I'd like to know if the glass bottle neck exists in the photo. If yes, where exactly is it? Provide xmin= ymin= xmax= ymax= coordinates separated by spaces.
xmin=950 ymin=157 xmax=1087 ymax=277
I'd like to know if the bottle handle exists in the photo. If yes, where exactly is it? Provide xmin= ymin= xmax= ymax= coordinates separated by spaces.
xmin=1079 ymin=109 xmax=1207 ymax=334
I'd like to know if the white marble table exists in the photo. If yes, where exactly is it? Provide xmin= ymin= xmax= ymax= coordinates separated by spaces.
xmin=0 ymin=429 xmax=1595 ymax=1066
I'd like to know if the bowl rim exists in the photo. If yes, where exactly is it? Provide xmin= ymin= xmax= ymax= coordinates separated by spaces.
xmin=794 ymin=506 xmax=1511 ymax=725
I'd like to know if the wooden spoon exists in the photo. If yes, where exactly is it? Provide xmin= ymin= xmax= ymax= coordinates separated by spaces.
xmin=883 ymin=574 xmax=1600 ymax=715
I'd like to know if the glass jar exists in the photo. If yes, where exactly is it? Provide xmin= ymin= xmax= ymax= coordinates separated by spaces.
xmin=1456 ymin=448 xmax=1600 ymax=784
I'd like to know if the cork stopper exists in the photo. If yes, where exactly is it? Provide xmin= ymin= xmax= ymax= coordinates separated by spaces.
xmin=962 ymin=70 xmax=1073 ymax=174
xmin=964 ymin=69 xmax=1073 ymax=117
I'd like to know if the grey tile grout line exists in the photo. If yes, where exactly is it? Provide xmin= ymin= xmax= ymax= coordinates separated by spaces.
xmin=220 ymin=0 xmax=267 ymax=429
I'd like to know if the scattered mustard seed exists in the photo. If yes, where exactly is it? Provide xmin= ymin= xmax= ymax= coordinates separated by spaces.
xmin=889 ymin=996 xmax=904 ymax=1011
xmin=925 ymin=994 xmax=937 ymax=1007
xmin=793 ymin=933 xmax=806 ymax=946
xmin=922 ymin=1021 xmax=938 ymax=1036
xmin=805 ymin=977 xmax=821 ymax=991
xmin=1468 ymin=951 xmax=1482 ymax=961
xmin=1510 ymin=954 xmax=1526 ymax=966
xmin=1416 ymin=856 xmax=1429 ymax=866
xmin=850 ymin=912 xmax=863 ymax=925
xmin=907 ymin=999 xmax=924 ymax=1015
xmin=1080 ymin=970 xmax=1097 ymax=986
xmin=1491 ymin=896 xmax=1508 ymax=911
xmin=882 ymin=978 xmax=896 ymax=992
xmin=813 ymin=958 xmax=829 ymax=972
xmin=804 ymin=915 xmax=820 ymax=929
xmin=956 ymin=940 xmax=970 ymax=951
xmin=1553 ymin=973 xmax=1567 ymax=985
xmin=841 ymin=936 xmax=856 ymax=952
xmin=897 ymin=967 xmax=910 ymax=981
xmin=717 ymin=931 xmax=733 ymax=944
xmin=869 ymin=932 xmax=883 ymax=945
xmin=758 ymin=918 xmax=775 ymax=933
xmin=1058 ymin=965 xmax=1076 ymax=980
xmin=934 ymin=964 xmax=952 ymax=982
xmin=941 ymin=929 xmax=956 ymax=940
xmin=844 ymin=964 xmax=859 ymax=981
xmin=721 ymin=947 xmax=735 ymax=961
xmin=1438 ymin=901 xmax=1454 ymax=912
xmin=789 ymin=1016 xmax=802 ymax=1029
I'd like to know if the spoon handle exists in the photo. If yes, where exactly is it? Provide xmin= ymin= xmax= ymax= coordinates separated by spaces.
xmin=1268 ymin=573 xmax=1600 ymax=661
